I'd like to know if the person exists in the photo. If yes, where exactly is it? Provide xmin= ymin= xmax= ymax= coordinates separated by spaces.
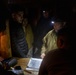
xmin=38 ymin=26 xmax=76 ymax=75
xmin=0 ymin=11 xmax=12 ymax=59
xmin=9 ymin=7 xmax=28 ymax=58
xmin=0 ymin=29 xmax=12 ymax=59
xmin=0 ymin=4 xmax=17 ymax=75
xmin=22 ymin=18 xmax=34 ymax=57
xmin=33 ymin=10 xmax=53 ymax=58
xmin=41 ymin=18 xmax=66 ymax=58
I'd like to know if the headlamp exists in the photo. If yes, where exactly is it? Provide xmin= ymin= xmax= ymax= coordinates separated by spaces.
xmin=51 ymin=21 xmax=55 ymax=24
xmin=43 ymin=11 xmax=45 ymax=13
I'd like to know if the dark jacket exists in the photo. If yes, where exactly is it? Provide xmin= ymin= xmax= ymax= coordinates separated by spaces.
xmin=9 ymin=19 xmax=28 ymax=57
xmin=38 ymin=49 xmax=76 ymax=75
xmin=33 ymin=17 xmax=53 ymax=58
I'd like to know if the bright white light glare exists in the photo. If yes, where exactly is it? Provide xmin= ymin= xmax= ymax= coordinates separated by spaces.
xmin=43 ymin=11 xmax=45 ymax=13
xmin=51 ymin=21 xmax=55 ymax=24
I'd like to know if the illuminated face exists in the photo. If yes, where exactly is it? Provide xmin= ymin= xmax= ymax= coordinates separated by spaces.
xmin=43 ymin=11 xmax=49 ymax=18
xmin=53 ymin=22 xmax=63 ymax=32
xmin=12 ymin=11 xmax=24 ymax=23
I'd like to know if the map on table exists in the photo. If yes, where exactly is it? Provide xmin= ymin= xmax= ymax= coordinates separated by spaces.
xmin=26 ymin=58 xmax=43 ymax=71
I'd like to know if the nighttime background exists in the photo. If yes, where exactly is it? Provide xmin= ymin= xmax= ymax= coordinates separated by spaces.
xmin=0 ymin=0 xmax=76 ymax=17
xmin=0 ymin=0 xmax=76 ymax=30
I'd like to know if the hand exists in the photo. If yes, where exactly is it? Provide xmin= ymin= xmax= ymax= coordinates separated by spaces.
xmin=41 ymin=53 xmax=45 ymax=59
xmin=0 ymin=57 xmax=4 ymax=62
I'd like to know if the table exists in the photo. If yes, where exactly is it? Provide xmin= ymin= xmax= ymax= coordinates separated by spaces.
xmin=15 ymin=58 xmax=38 ymax=75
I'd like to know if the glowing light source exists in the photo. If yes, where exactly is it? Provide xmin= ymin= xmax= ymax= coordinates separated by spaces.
xmin=51 ymin=21 xmax=55 ymax=24
xmin=43 ymin=11 xmax=45 ymax=13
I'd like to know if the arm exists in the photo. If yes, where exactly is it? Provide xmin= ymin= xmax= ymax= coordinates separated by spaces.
xmin=41 ymin=36 xmax=47 ymax=58
xmin=12 ymin=37 xmax=28 ymax=57
xmin=40 ymin=31 xmax=51 ymax=59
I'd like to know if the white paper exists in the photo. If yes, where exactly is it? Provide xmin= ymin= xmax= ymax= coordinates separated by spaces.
xmin=26 ymin=58 xmax=42 ymax=71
